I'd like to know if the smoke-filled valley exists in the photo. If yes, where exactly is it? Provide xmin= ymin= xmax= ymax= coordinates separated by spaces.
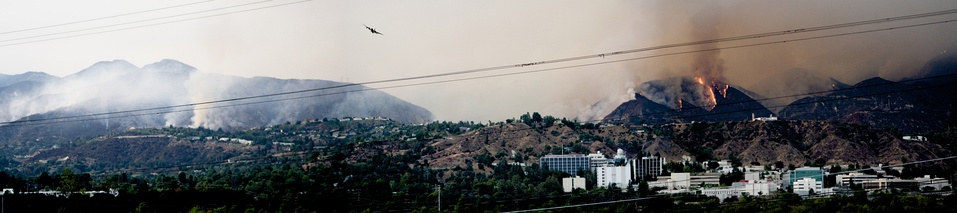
xmin=0 ymin=59 xmax=433 ymax=129
xmin=0 ymin=59 xmax=433 ymax=157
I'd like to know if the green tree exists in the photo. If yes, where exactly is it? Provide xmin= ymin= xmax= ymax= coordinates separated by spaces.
xmin=36 ymin=171 xmax=53 ymax=190
xmin=707 ymin=161 xmax=720 ymax=170
xmin=57 ymin=168 xmax=79 ymax=192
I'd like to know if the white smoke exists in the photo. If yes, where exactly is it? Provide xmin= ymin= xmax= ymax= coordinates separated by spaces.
xmin=575 ymin=81 xmax=637 ymax=122
xmin=0 ymin=60 xmax=197 ymax=128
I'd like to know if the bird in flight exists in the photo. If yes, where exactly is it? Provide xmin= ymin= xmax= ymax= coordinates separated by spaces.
xmin=364 ymin=25 xmax=383 ymax=35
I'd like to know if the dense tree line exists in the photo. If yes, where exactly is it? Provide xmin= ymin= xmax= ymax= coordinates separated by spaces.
xmin=1 ymin=115 xmax=955 ymax=212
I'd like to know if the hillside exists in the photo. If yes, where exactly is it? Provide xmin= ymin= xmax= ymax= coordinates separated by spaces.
xmin=12 ymin=118 xmax=469 ymax=174
xmin=0 ymin=59 xmax=434 ymax=158
xmin=778 ymin=75 xmax=957 ymax=133
xmin=604 ymin=57 xmax=957 ymax=134
xmin=424 ymin=120 xmax=951 ymax=173
xmin=7 ymin=112 xmax=953 ymax=176
xmin=426 ymin=121 xmax=641 ymax=173
xmin=604 ymin=77 xmax=772 ymax=124
xmin=25 ymin=136 xmax=257 ymax=174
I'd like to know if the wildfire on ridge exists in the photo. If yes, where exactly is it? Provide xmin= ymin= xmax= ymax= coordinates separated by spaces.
xmin=694 ymin=76 xmax=718 ymax=110
xmin=715 ymin=83 xmax=729 ymax=98
xmin=677 ymin=98 xmax=683 ymax=111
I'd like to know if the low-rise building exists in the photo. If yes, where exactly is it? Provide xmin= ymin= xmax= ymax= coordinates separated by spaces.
xmin=788 ymin=167 xmax=823 ymax=188
xmin=587 ymin=151 xmax=610 ymax=172
xmin=835 ymin=172 xmax=878 ymax=187
xmin=699 ymin=180 xmax=777 ymax=202
xmin=915 ymin=175 xmax=951 ymax=190
xmin=541 ymin=154 xmax=590 ymax=176
xmin=744 ymin=172 xmax=760 ymax=181
xmin=597 ymin=165 xmax=632 ymax=189
xmin=647 ymin=173 xmax=720 ymax=190
xmin=751 ymin=113 xmax=778 ymax=122
xmin=902 ymin=136 xmax=927 ymax=141
xmin=793 ymin=177 xmax=823 ymax=196
xmin=562 ymin=177 xmax=586 ymax=192
xmin=632 ymin=156 xmax=665 ymax=180
xmin=860 ymin=178 xmax=920 ymax=190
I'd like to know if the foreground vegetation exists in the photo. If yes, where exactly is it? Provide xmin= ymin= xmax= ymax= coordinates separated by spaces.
xmin=2 ymin=159 xmax=956 ymax=213
xmin=0 ymin=114 xmax=955 ymax=212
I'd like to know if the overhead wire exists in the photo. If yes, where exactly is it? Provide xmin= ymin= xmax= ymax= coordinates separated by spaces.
xmin=0 ymin=0 xmax=313 ymax=47
xmin=0 ymin=0 xmax=214 ymax=36
xmin=2 ymin=7 xmax=956 ymax=126
xmin=0 ymin=0 xmax=276 ymax=44
xmin=0 ymin=19 xmax=957 ymax=127
xmin=3 ymin=16 xmax=957 ymax=128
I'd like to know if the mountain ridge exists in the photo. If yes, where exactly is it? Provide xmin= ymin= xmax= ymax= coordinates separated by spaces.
xmin=603 ymin=76 xmax=773 ymax=124
xmin=0 ymin=59 xmax=434 ymax=157
xmin=603 ymin=56 xmax=957 ymax=134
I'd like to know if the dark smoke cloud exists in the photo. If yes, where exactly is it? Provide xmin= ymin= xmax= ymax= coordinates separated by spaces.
xmin=623 ymin=1 xmax=957 ymax=114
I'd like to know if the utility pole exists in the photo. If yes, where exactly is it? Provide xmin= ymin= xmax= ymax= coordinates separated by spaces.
xmin=437 ymin=186 xmax=441 ymax=212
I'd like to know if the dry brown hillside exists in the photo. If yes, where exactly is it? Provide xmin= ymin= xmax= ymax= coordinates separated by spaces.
xmin=426 ymin=122 xmax=642 ymax=173
xmin=425 ymin=120 xmax=952 ymax=173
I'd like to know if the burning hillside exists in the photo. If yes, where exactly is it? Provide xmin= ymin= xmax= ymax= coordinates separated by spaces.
xmin=604 ymin=76 xmax=772 ymax=124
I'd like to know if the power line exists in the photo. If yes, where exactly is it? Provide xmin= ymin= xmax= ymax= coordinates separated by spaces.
xmin=0 ymin=0 xmax=214 ymax=36
xmin=503 ymin=197 xmax=654 ymax=213
xmin=0 ymin=7 xmax=954 ymax=127
xmin=0 ymin=0 xmax=312 ymax=47
xmin=4 ymin=17 xmax=956 ymax=128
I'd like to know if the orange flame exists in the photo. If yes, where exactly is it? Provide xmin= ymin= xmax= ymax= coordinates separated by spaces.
xmin=704 ymin=85 xmax=717 ymax=110
xmin=677 ymin=98 xmax=683 ymax=111
xmin=695 ymin=76 xmax=717 ymax=110
xmin=714 ymin=83 xmax=729 ymax=98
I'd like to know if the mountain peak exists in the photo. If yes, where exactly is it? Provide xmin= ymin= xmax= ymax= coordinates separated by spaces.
xmin=91 ymin=59 xmax=137 ymax=68
xmin=0 ymin=71 xmax=59 ymax=87
xmin=66 ymin=60 xmax=138 ymax=79
xmin=141 ymin=59 xmax=196 ymax=74
xmin=852 ymin=77 xmax=893 ymax=88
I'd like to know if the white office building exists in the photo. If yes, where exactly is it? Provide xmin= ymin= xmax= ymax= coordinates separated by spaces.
xmin=541 ymin=154 xmax=590 ymax=175
xmin=562 ymin=177 xmax=586 ymax=192
xmin=915 ymin=175 xmax=951 ymax=190
xmin=835 ymin=172 xmax=879 ymax=187
xmin=793 ymin=177 xmax=823 ymax=196
xmin=632 ymin=156 xmax=665 ymax=180
xmin=587 ymin=151 xmax=610 ymax=172
xmin=597 ymin=165 xmax=632 ymax=189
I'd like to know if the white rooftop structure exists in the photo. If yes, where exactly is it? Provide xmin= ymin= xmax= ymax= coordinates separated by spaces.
xmin=752 ymin=113 xmax=778 ymax=122
xmin=614 ymin=149 xmax=627 ymax=160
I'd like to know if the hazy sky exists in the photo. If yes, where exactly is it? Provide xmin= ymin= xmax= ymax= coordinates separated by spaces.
xmin=2 ymin=0 xmax=956 ymax=122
